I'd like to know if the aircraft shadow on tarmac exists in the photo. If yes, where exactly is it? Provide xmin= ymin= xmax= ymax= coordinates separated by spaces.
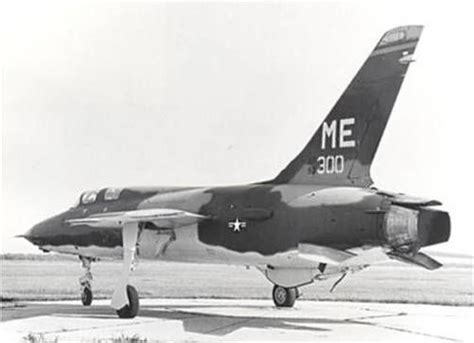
xmin=1 ymin=302 xmax=406 ymax=336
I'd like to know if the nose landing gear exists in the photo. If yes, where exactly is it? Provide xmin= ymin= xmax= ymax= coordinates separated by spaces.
xmin=79 ymin=256 xmax=94 ymax=306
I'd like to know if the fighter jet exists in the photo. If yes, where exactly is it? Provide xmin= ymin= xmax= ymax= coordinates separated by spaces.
xmin=22 ymin=26 xmax=450 ymax=318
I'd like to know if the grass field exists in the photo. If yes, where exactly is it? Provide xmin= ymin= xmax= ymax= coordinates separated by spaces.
xmin=1 ymin=256 xmax=472 ymax=306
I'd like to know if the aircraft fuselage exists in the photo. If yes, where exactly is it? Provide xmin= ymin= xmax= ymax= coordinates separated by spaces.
xmin=25 ymin=184 xmax=449 ymax=268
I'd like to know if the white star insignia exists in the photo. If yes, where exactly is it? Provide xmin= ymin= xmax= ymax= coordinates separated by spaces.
xmin=228 ymin=218 xmax=247 ymax=232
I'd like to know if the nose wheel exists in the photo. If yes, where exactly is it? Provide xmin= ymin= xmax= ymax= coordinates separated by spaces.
xmin=79 ymin=256 xmax=94 ymax=306
xmin=81 ymin=285 xmax=93 ymax=306
xmin=272 ymin=285 xmax=299 ymax=307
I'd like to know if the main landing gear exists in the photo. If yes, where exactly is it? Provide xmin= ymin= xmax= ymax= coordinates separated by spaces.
xmin=79 ymin=256 xmax=94 ymax=306
xmin=272 ymin=285 xmax=300 ymax=308
xmin=116 ymin=285 xmax=140 ymax=318
xmin=111 ymin=222 xmax=141 ymax=318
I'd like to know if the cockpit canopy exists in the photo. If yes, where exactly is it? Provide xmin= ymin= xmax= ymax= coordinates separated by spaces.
xmin=72 ymin=188 xmax=123 ymax=207
xmin=81 ymin=190 xmax=98 ymax=204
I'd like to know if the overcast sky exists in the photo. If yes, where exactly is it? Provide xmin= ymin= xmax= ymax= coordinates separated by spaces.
xmin=2 ymin=1 xmax=473 ymax=254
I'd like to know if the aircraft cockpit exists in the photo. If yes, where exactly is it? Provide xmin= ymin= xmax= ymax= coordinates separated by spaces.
xmin=71 ymin=188 xmax=123 ymax=208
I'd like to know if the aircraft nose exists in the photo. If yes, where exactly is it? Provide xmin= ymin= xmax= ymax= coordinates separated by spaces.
xmin=23 ymin=223 xmax=45 ymax=246
xmin=23 ymin=215 xmax=64 ymax=247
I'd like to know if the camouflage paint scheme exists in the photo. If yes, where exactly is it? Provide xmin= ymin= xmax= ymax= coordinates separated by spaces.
xmin=24 ymin=26 xmax=450 ymax=290
xmin=27 ymin=184 xmax=448 ymax=265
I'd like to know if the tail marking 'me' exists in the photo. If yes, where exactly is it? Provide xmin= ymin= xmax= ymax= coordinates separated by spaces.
xmin=272 ymin=26 xmax=423 ymax=187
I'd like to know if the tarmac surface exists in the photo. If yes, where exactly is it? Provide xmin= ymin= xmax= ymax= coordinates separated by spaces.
xmin=1 ymin=298 xmax=472 ymax=342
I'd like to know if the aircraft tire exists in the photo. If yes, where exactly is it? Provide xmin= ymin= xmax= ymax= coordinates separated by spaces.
xmin=296 ymin=287 xmax=302 ymax=299
xmin=116 ymin=285 xmax=140 ymax=318
xmin=81 ymin=287 xmax=93 ymax=306
xmin=272 ymin=285 xmax=297 ymax=307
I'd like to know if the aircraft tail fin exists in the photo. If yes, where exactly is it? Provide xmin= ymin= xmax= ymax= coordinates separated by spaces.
xmin=272 ymin=26 xmax=423 ymax=187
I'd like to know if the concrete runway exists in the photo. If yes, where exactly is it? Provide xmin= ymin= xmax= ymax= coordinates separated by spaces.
xmin=1 ymin=299 xmax=472 ymax=342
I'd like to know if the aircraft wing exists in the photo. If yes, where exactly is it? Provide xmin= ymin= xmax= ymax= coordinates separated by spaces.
xmin=298 ymin=243 xmax=389 ymax=268
xmin=65 ymin=208 xmax=208 ymax=229
xmin=298 ymin=243 xmax=356 ymax=264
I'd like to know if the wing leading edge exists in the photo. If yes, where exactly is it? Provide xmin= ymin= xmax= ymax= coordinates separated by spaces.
xmin=66 ymin=208 xmax=208 ymax=229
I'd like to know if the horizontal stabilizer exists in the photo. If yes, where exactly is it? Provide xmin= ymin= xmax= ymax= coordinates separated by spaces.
xmin=376 ymin=190 xmax=442 ymax=207
xmin=387 ymin=251 xmax=442 ymax=270
xmin=66 ymin=209 xmax=208 ymax=229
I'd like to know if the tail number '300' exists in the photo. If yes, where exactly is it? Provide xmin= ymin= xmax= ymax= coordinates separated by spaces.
xmin=308 ymin=155 xmax=344 ymax=175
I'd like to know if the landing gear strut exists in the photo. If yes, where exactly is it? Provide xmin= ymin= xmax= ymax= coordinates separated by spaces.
xmin=272 ymin=285 xmax=299 ymax=307
xmin=111 ymin=223 xmax=141 ymax=318
xmin=79 ymin=256 xmax=94 ymax=306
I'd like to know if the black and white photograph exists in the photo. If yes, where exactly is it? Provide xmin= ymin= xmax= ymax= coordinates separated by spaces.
xmin=1 ymin=1 xmax=473 ymax=342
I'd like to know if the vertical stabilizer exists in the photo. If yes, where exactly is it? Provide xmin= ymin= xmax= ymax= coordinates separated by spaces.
xmin=272 ymin=26 xmax=423 ymax=186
